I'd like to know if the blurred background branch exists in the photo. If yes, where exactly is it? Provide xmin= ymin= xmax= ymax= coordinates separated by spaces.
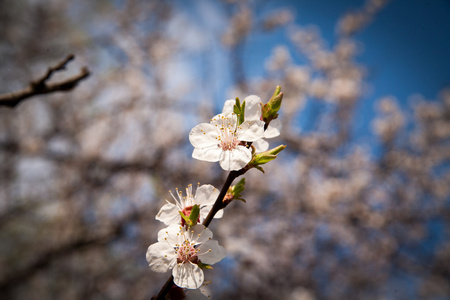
xmin=0 ymin=55 xmax=90 ymax=108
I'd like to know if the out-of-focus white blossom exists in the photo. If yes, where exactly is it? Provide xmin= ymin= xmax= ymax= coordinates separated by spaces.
xmin=265 ymin=46 xmax=291 ymax=71
xmin=263 ymin=9 xmax=294 ymax=30
xmin=222 ymin=7 xmax=252 ymax=47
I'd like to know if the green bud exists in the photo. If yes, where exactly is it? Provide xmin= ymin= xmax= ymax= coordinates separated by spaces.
xmin=246 ymin=145 xmax=286 ymax=173
xmin=233 ymin=178 xmax=245 ymax=193
xmin=262 ymin=85 xmax=283 ymax=124
xmin=224 ymin=178 xmax=247 ymax=205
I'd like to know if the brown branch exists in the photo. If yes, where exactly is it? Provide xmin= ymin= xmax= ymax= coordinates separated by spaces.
xmin=0 ymin=54 xmax=91 ymax=108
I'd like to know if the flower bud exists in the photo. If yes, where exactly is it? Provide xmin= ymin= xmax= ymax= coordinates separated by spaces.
xmin=261 ymin=85 xmax=283 ymax=125
xmin=179 ymin=204 xmax=200 ymax=227
xmin=246 ymin=144 xmax=286 ymax=173
xmin=223 ymin=178 xmax=246 ymax=207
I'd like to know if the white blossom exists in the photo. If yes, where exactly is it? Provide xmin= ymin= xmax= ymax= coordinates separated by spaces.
xmin=146 ymin=224 xmax=226 ymax=289
xmin=189 ymin=112 xmax=265 ymax=171
xmin=223 ymin=95 xmax=282 ymax=152
xmin=156 ymin=184 xmax=222 ymax=226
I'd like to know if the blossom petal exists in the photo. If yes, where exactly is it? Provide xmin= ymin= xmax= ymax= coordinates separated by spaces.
xmin=189 ymin=123 xmax=219 ymax=148
xmin=189 ymin=225 xmax=213 ymax=245
xmin=253 ymin=138 xmax=269 ymax=152
xmin=210 ymin=113 xmax=237 ymax=128
xmin=195 ymin=184 xmax=219 ymax=206
xmin=195 ymin=184 xmax=221 ymax=221
xmin=198 ymin=240 xmax=226 ymax=265
xmin=157 ymin=224 xmax=183 ymax=244
xmin=155 ymin=201 xmax=181 ymax=225
xmin=193 ymin=146 xmax=222 ymax=162
xmin=222 ymin=99 xmax=235 ymax=114
xmin=173 ymin=262 xmax=204 ymax=289
xmin=264 ymin=119 xmax=282 ymax=138
xmin=214 ymin=209 xmax=224 ymax=218
xmin=219 ymin=146 xmax=252 ymax=171
xmin=237 ymin=120 xmax=265 ymax=142
xmin=146 ymin=242 xmax=176 ymax=273
xmin=200 ymin=205 xmax=223 ymax=222
xmin=243 ymin=95 xmax=262 ymax=120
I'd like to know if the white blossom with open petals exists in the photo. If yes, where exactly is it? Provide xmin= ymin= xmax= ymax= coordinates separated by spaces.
xmin=156 ymin=184 xmax=222 ymax=226
xmin=146 ymin=224 xmax=226 ymax=289
xmin=189 ymin=112 xmax=265 ymax=171
xmin=223 ymin=95 xmax=282 ymax=152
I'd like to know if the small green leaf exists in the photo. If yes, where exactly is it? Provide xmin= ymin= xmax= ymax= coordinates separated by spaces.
xmin=234 ymin=197 xmax=247 ymax=203
xmin=255 ymin=165 xmax=265 ymax=173
xmin=239 ymin=100 xmax=246 ymax=125
xmin=233 ymin=178 xmax=246 ymax=196
xmin=233 ymin=97 xmax=246 ymax=125
xmin=233 ymin=97 xmax=241 ymax=116
xmin=179 ymin=211 xmax=190 ymax=225
xmin=246 ymin=145 xmax=286 ymax=172
xmin=189 ymin=204 xmax=200 ymax=226
xmin=197 ymin=261 xmax=213 ymax=270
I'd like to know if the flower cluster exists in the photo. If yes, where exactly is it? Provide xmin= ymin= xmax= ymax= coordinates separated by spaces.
xmin=147 ymin=184 xmax=225 ymax=290
xmin=189 ymin=94 xmax=282 ymax=171
xmin=147 ymin=88 xmax=285 ymax=297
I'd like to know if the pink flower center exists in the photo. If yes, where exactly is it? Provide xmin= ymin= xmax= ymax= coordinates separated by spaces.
xmin=219 ymin=137 xmax=239 ymax=151
xmin=176 ymin=241 xmax=198 ymax=264
xmin=214 ymin=114 xmax=241 ymax=151
xmin=218 ymin=125 xmax=240 ymax=151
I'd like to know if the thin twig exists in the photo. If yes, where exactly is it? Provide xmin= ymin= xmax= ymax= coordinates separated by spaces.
xmin=202 ymin=170 xmax=244 ymax=227
xmin=0 ymin=54 xmax=90 ymax=108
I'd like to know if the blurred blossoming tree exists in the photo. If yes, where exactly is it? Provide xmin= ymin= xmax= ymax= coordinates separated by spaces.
xmin=0 ymin=0 xmax=449 ymax=299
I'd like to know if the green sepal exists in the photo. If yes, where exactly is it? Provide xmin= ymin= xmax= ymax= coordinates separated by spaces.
xmin=233 ymin=197 xmax=246 ymax=202
xmin=197 ymin=261 xmax=213 ymax=270
xmin=188 ymin=204 xmax=200 ymax=226
xmin=247 ymin=145 xmax=286 ymax=172
xmin=179 ymin=211 xmax=190 ymax=225
xmin=233 ymin=97 xmax=246 ymax=125
xmin=255 ymin=165 xmax=265 ymax=173
xmin=232 ymin=178 xmax=246 ymax=197
xmin=179 ymin=204 xmax=200 ymax=227
xmin=261 ymin=85 xmax=283 ymax=124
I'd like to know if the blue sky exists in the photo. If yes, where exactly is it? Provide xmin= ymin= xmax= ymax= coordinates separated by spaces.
xmin=172 ymin=0 xmax=450 ymax=150
xmin=247 ymin=0 xmax=450 ymax=100
xmin=243 ymin=0 xmax=450 ymax=148
xmin=189 ymin=0 xmax=449 ymax=103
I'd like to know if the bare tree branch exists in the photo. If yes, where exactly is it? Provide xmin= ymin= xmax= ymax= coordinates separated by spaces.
xmin=0 ymin=210 xmax=141 ymax=295
xmin=0 ymin=54 xmax=90 ymax=108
